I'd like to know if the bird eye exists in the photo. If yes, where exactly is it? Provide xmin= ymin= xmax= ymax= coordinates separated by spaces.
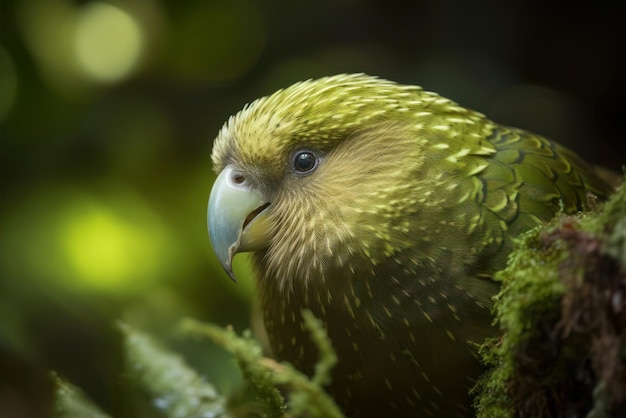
xmin=292 ymin=150 xmax=318 ymax=174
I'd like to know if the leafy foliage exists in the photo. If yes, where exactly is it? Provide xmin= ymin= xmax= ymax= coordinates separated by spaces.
xmin=180 ymin=310 xmax=343 ymax=418
xmin=53 ymin=311 xmax=343 ymax=418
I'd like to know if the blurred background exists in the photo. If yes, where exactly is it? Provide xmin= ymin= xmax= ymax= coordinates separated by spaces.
xmin=1 ymin=0 xmax=624 ymax=416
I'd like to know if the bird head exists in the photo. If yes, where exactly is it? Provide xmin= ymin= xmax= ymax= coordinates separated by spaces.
xmin=207 ymin=74 xmax=487 ymax=286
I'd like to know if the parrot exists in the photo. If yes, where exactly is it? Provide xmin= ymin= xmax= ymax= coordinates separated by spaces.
xmin=206 ymin=74 xmax=613 ymax=417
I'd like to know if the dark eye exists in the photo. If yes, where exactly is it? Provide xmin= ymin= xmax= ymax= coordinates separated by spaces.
xmin=293 ymin=150 xmax=318 ymax=174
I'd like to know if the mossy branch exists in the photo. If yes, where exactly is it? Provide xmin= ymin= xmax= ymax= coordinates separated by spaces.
xmin=180 ymin=309 xmax=344 ymax=418
xmin=474 ymin=180 xmax=626 ymax=418
xmin=179 ymin=319 xmax=284 ymax=418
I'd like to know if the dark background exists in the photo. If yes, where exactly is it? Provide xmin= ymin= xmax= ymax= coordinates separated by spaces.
xmin=1 ymin=1 xmax=624 ymax=416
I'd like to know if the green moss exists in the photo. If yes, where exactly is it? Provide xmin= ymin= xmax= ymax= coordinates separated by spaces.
xmin=473 ymin=223 xmax=568 ymax=417
xmin=474 ymin=179 xmax=626 ymax=417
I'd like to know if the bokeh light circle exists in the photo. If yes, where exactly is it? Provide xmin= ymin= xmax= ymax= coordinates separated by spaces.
xmin=74 ymin=2 xmax=144 ymax=82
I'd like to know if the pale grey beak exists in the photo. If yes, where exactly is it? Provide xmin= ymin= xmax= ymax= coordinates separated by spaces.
xmin=207 ymin=166 xmax=270 ymax=281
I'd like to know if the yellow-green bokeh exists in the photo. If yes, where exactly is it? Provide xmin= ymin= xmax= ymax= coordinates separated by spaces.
xmin=1 ymin=184 xmax=177 ymax=294
xmin=74 ymin=2 xmax=145 ymax=83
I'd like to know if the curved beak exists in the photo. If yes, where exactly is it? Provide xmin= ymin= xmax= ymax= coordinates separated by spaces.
xmin=207 ymin=166 xmax=271 ymax=282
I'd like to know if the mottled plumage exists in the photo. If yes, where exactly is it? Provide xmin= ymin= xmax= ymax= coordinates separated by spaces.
xmin=207 ymin=74 xmax=612 ymax=417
